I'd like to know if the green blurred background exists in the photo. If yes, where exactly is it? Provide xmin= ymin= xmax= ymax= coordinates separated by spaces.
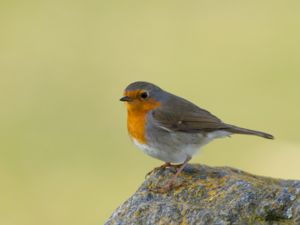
xmin=0 ymin=0 xmax=299 ymax=224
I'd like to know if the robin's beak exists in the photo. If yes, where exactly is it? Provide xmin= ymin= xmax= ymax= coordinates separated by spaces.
xmin=120 ymin=96 xmax=133 ymax=102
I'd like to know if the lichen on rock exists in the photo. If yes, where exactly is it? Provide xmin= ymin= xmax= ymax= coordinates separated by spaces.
xmin=105 ymin=164 xmax=300 ymax=225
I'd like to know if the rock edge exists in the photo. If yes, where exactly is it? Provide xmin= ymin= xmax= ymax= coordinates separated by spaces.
xmin=105 ymin=164 xmax=300 ymax=225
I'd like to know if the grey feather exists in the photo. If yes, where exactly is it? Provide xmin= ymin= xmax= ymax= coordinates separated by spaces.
xmin=153 ymin=92 xmax=274 ymax=139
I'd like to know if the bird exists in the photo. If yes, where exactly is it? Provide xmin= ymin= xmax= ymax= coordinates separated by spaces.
xmin=120 ymin=81 xmax=274 ymax=192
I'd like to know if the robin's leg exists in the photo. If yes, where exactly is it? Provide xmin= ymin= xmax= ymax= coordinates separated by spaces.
xmin=159 ymin=162 xmax=172 ymax=169
xmin=152 ymin=156 xmax=192 ymax=193
xmin=171 ymin=163 xmax=184 ymax=170
xmin=145 ymin=162 xmax=172 ymax=177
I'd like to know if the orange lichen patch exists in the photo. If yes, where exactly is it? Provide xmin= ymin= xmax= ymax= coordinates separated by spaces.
xmin=123 ymin=90 xmax=160 ymax=143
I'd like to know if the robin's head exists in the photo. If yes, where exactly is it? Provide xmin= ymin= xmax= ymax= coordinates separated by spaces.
xmin=120 ymin=81 xmax=165 ymax=111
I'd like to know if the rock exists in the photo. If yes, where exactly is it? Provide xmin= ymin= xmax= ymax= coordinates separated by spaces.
xmin=105 ymin=164 xmax=300 ymax=225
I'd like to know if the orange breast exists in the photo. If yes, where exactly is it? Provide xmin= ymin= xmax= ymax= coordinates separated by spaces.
xmin=127 ymin=110 xmax=148 ymax=144
xmin=126 ymin=98 xmax=160 ymax=144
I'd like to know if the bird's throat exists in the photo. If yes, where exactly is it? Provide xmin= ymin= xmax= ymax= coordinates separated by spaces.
xmin=127 ymin=110 xmax=148 ymax=144
xmin=126 ymin=100 xmax=160 ymax=144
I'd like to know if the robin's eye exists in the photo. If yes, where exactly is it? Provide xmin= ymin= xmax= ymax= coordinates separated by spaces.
xmin=140 ymin=92 xmax=149 ymax=99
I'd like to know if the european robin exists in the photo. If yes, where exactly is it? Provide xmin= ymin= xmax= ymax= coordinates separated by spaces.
xmin=120 ymin=81 xmax=273 ymax=192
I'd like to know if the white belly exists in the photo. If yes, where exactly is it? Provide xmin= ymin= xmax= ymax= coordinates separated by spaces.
xmin=132 ymin=130 xmax=230 ymax=163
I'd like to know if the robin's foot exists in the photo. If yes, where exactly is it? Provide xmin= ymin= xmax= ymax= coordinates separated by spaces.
xmin=149 ymin=178 xmax=187 ymax=193
xmin=148 ymin=156 xmax=192 ymax=193
xmin=145 ymin=162 xmax=173 ymax=178
xmin=150 ymin=181 xmax=174 ymax=193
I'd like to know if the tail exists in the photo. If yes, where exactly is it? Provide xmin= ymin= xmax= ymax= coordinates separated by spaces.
xmin=225 ymin=124 xmax=274 ymax=139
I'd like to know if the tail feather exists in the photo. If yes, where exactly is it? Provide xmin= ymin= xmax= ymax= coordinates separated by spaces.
xmin=225 ymin=124 xmax=274 ymax=139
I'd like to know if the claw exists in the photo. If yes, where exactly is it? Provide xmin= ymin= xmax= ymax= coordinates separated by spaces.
xmin=145 ymin=162 xmax=172 ymax=178
xmin=148 ymin=156 xmax=192 ymax=193
xmin=145 ymin=162 xmax=185 ymax=178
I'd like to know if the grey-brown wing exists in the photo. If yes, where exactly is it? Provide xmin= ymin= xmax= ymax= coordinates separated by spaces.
xmin=152 ymin=95 xmax=274 ymax=139
xmin=152 ymin=96 xmax=229 ymax=133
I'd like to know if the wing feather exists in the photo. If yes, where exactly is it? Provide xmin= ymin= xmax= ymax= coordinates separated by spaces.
xmin=152 ymin=95 xmax=229 ymax=133
xmin=151 ymin=93 xmax=273 ymax=139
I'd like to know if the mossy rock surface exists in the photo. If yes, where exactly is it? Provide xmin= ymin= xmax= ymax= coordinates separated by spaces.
xmin=105 ymin=164 xmax=300 ymax=225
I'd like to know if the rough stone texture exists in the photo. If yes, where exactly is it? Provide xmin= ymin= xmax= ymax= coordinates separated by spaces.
xmin=105 ymin=164 xmax=300 ymax=225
